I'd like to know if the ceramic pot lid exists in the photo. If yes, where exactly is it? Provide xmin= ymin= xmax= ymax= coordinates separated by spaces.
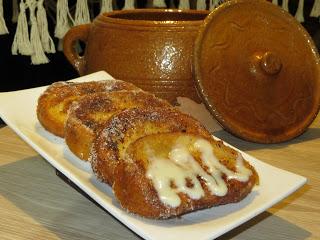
xmin=194 ymin=0 xmax=320 ymax=143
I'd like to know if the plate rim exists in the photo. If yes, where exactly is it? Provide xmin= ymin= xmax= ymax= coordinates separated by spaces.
xmin=0 ymin=71 xmax=307 ymax=240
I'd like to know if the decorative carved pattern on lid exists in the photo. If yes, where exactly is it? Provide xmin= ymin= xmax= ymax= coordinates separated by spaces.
xmin=194 ymin=0 xmax=320 ymax=143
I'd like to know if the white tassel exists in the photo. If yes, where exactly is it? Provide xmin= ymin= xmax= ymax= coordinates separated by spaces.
xmin=197 ymin=0 xmax=207 ymax=10
xmin=153 ymin=0 xmax=167 ymax=8
xmin=0 ymin=0 xmax=8 ymax=34
xmin=210 ymin=0 xmax=219 ymax=10
xmin=37 ymin=0 xmax=56 ymax=53
xmin=12 ymin=0 xmax=19 ymax=23
xmin=272 ymin=0 xmax=278 ymax=5
xmin=123 ymin=0 xmax=135 ymax=9
xmin=55 ymin=0 xmax=72 ymax=39
xmin=178 ymin=0 xmax=190 ymax=9
xmin=75 ymin=0 xmax=91 ymax=26
xmin=310 ymin=0 xmax=320 ymax=17
xmin=100 ymin=0 xmax=113 ymax=13
xmin=57 ymin=39 xmax=63 ymax=51
xmin=11 ymin=0 xmax=33 ymax=56
xmin=282 ymin=0 xmax=289 ymax=12
xmin=27 ymin=0 xmax=49 ymax=64
xmin=295 ymin=0 xmax=305 ymax=22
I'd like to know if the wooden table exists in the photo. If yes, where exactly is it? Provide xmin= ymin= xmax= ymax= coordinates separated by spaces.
xmin=1 ymin=114 xmax=320 ymax=240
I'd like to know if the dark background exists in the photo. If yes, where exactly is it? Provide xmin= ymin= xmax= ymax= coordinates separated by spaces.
xmin=0 ymin=0 xmax=319 ymax=92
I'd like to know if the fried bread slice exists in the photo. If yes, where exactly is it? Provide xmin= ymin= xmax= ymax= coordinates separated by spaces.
xmin=65 ymin=90 xmax=171 ymax=161
xmin=90 ymin=107 xmax=211 ymax=185
xmin=37 ymin=80 xmax=139 ymax=137
xmin=113 ymin=133 xmax=259 ymax=219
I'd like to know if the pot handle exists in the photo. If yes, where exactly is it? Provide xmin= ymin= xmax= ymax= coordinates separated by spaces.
xmin=63 ymin=24 xmax=91 ymax=75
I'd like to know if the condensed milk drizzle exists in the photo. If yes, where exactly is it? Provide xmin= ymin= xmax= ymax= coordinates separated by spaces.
xmin=146 ymin=138 xmax=252 ymax=208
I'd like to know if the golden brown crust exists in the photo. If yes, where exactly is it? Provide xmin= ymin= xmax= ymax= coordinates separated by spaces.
xmin=90 ymin=107 xmax=211 ymax=185
xmin=36 ymin=80 xmax=139 ymax=137
xmin=112 ymin=133 xmax=259 ymax=219
xmin=37 ymin=79 xmax=259 ymax=220
xmin=65 ymin=90 xmax=171 ymax=161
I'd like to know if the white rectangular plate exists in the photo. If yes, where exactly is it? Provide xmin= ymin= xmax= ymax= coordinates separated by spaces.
xmin=0 ymin=71 xmax=307 ymax=240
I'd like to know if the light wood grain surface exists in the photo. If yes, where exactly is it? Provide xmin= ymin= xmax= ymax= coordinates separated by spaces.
xmin=0 ymin=113 xmax=320 ymax=240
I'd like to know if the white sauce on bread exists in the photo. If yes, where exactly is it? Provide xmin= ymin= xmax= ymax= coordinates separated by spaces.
xmin=146 ymin=138 xmax=252 ymax=208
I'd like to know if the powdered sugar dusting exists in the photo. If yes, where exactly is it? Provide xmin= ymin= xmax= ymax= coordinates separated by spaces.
xmin=90 ymin=107 xmax=212 ymax=185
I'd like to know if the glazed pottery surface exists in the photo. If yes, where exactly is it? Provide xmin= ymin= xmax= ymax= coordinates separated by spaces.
xmin=63 ymin=9 xmax=209 ymax=103
xmin=194 ymin=0 xmax=320 ymax=143
xmin=63 ymin=1 xmax=320 ymax=143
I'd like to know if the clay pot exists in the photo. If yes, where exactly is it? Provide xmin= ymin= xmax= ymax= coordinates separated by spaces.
xmin=63 ymin=0 xmax=320 ymax=143
xmin=63 ymin=9 xmax=209 ymax=103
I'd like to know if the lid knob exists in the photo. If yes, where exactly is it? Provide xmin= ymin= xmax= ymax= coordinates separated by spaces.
xmin=259 ymin=51 xmax=282 ymax=75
